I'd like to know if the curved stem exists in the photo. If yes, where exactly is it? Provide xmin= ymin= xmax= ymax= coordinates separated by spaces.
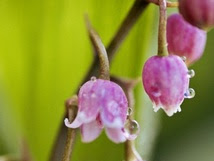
xmin=158 ymin=0 xmax=168 ymax=56
xmin=62 ymin=96 xmax=78 ymax=161
xmin=148 ymin=0 xmax=179 ymax=8
xmin=85 ymin=16 xmax=110 ymax=80
xmin=125 ymin=88 xmax=142 ymax=161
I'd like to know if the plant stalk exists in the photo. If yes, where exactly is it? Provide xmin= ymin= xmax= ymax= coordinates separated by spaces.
xmin=85 ymin=16 xmax=110 ymax=80
xmin=148 ymin=0 xmax=178 ymax=8
xmin=158 ymin=0 xmax=168 ymax=56
xmin=62 ymin=96 xmax=78 ymax=161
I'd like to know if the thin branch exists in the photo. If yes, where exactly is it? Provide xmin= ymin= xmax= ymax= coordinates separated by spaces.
xmin=85 ymin=15 xmax=110 ymax=80
xmin=62 ymin=96 xmax=78 ymax=161
xmin=83 ymin=0 xmax=149 ymax=79
xmin=158 ymin=0 xmax=168 ymax=56
xmin=49 ymin=1 xmax=149 ymax=160
xmin=148 ymin=0 xmax=179 ymax=8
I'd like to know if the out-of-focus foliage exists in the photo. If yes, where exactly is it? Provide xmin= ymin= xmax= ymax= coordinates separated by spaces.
xmin=0 ymin=0 xmax=214 ymax=161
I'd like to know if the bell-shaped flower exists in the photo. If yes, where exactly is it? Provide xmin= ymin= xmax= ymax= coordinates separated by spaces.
xmin=65 ymin=78 xmax=132 ymax=143
xmin=142 ymin=55 xmax=193 ymax=116
xmin=167 ymin=13 xmax=207 ymax=65
xmin=179 ymin=0 xmax=214 ymax=30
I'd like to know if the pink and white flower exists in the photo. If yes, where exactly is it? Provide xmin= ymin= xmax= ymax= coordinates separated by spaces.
xmin=167 ymin=13 xmax=207 ymax=65
xmin=179 ymin=0 xmax=214 ymax=30
xmin=65 ymin=78 xmax=133 ymax=143
xmin=142 ymin=55 xmax=191 ymax=116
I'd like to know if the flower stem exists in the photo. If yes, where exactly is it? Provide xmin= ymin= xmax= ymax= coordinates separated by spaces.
xmin=62 ymin=96 xmax=78 ymax=161
xmin=125 ymin=86 xmax=142 ymax=161
xmin=158 ymin=0 xmax=168 ymax=56
xmin=85 ymin=16 xmax=110 ymax=80
xmin=148 ymin=0 xmax=179 ymax=8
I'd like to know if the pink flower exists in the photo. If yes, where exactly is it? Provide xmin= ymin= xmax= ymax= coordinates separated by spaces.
xmin=142 ymin=55 xmax=192 ymax=116
xmin=65 ymin=78 xmax=134 ymax=143
xmin=179 ymin=0 xmax=214 ymax=30
xmin=167 ymin=13 xmax=207 ymax=65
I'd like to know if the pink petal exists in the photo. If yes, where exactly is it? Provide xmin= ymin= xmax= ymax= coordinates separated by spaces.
xmin=179 ymin=0 xmax=214 ymax=29
xmin=152 ymin=102 xmax=182 ymax=117
xmin=78 ymin=79 xmax=128 ymax=128
xmin=142 ymin=55 xmax=189 ymax=116
xmin=64 ymin=117 xmax=82 ymax=128
xmin=78 ymin=80 xmax=101 ymax=123
xmin=100 ymin=81 xmax=128 ymax=128
xmin=80 ymin=120 xmax=103 ymax=143
xmin=105 ymin=128 xmax=126 ymax=143
xmin=167 ymin=13 xmax=207 ymax=65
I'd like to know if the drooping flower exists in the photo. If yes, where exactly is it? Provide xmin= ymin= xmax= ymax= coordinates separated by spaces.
xmin=65 ymin=78 xmax=136 ymax=143
xmin=179 ymin=0 xmax=214 ymax=30
xmin=167 ymin=13 xmax=207 ymax=65
xmin=142 ymin=55 xmax=194 ymax=116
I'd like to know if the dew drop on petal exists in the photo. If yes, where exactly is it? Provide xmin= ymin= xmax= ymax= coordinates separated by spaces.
xmin=181 ymin=56 xmax=187 ymax=62
xmin=124 ymin=120 xmax=140 ymax=140
xmin=187 ymin=69 xmax=195 ymax=78
xmin=90 ymin=76 xmax=97 ymax=82
xmin=184 ymin=88 xmax=195 ymax=99
xmin=126 ymin=107 xmax=133 ymax=116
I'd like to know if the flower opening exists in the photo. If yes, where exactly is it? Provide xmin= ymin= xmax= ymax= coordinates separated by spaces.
xmin=65 ymin=78 xmax=137 ymax=143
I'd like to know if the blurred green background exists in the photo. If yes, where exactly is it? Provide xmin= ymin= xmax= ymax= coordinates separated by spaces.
xmin=0 ymin=0 xmax=213 ymax=161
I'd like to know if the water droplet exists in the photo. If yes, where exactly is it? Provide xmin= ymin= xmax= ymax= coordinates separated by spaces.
xmin=124 ymin=120 xmax=140 ymax=140
xmin=187 ymin=69 xmax=195 ymax=78
xmin=90 ymin=76 xmax=97 ymax=82
xmin=181 ymin=56 xmax=187 ymax=62
xmin=184 ymin=88 xmax=195 ymax=99
xmin=127 ymin=108 xmax=133 ymax=116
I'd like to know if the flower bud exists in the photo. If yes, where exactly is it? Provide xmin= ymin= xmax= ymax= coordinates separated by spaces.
xmin=142 ymin=55 xmax=190 ymax=116
xmin=167 ymin=13 xmax=207 ymax=65
xmin=179 ymin=0 xmax=214 ymax=30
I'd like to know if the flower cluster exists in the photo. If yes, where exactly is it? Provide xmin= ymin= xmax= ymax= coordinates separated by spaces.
xmin=142 ymin=0 xmax=213 ymax=116
xmin=65 ymin=0 xmax=214 ymax=145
